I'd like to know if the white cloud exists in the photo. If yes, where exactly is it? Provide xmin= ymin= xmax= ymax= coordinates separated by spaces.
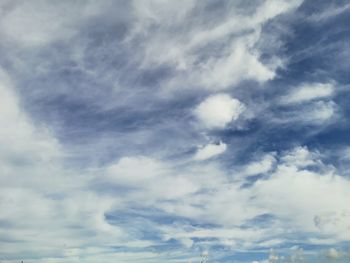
xmin=274 ymin=100 xmax=337 ymax=125
xmin=0 ymin=69 xmax=130 ymax=261
xmin=145 ymin=176 xmax=199 ymax=200
xmin=274 ymin=82 xmax=337 ymax=131
xmin=161 ymin=224 xmax=267 ymax=250
xmin=152 ymin=146 xmax=350 ymax=249
xmin=129 ymin=0 xmax=303 ymax=91
xmin=131 ymin=0 xmax=196 ymax=30
xmin=177 ymin=227 xmax=265 ymax=241
xmin=253 ymin=148 xmax=350 ymax=239
xmin=305 ymin=101 xmax=336 ymax=123
xmin=339 ymin=147 xmax=350 ymax=161
xmin=281 ymin=83 xmax=334 ymax=104
xmin=2 ymin=1 xmax=350 ymax=262
xmin=0 ymin=69 xmax=65 ymax=191
xmin=104 ymin=156 xmax=202 ymax=202
xmin=280 ymin=146 xmax=320 ymax=168
xmin=241 ymin=153 xmax=276 ymax=176
xmin=308 ymin=3 xmax=350 ymax=22
xmin=159 ymin=183 xmax=263 ymax=227
xmin=325 ymin=248 xmax=346 ymax=259
xmin=194 ymin=142 xmax=227 ymax=161
xmin=194 ymin=94 xmax=245 ymax=129
xmin=3 ymin=72 xmax=349 ymax=261
xmin=106 ymin=156 xmax=166 ymax=186
xmin=0 ymin=0 xmax=111 ymax=47
xmin=195 ymin=37 xmax=275 ymax=89
xmin=97 ymin=146 xmax=350 ymax=257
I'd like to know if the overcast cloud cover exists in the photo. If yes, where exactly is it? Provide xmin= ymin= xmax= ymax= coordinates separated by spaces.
xmin=1 ymin=0 xmax=350 ymax=262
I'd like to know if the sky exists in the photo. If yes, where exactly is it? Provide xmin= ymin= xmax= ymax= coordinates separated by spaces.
xmin=1 ymin=0 xmax=350 ymax=262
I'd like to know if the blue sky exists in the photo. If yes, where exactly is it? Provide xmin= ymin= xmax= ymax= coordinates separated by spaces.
xmin=1 ymin=0 xmax=350 ymax=262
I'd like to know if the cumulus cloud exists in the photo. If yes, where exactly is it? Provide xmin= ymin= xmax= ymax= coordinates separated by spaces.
xmin=194 ymin=94 xmax=245 ymax=129
xmin=280 ymin=146 xmax=320 ymax=168
xmin=253 ymin=148 xmax=350 ymax=238
xmin=154 ymin=146 xmax=350 ymax=249
xmin=193 ymin=141 xmax=227 ymax=161
xmin=90 ymin=145 xmax=350 ymax=258
xmin=194 ymin=38 xmax=275 ymax=89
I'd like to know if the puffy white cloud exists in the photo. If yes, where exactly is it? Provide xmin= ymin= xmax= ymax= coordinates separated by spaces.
xmin=194 ymin=94 xmax=245 ymax=129
xmin=281 ymin=83 xmax=334 ymax=104
xmin=152 ymin=146 xmax=350 ymax=249
xmin=253 ymin=148 xmax=350 ymax=239
xmin=194 ymin=142 xmax=227 ymax=161
xmin=97 ymin=146 xmax=350 ymax=257
xmin=280 ymin=146 xmax=320 ymax=168
xmin=241 ymin=153 xmax=276 ymax=176
xmin=194 ymin=38 xmax=275 ymax=89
